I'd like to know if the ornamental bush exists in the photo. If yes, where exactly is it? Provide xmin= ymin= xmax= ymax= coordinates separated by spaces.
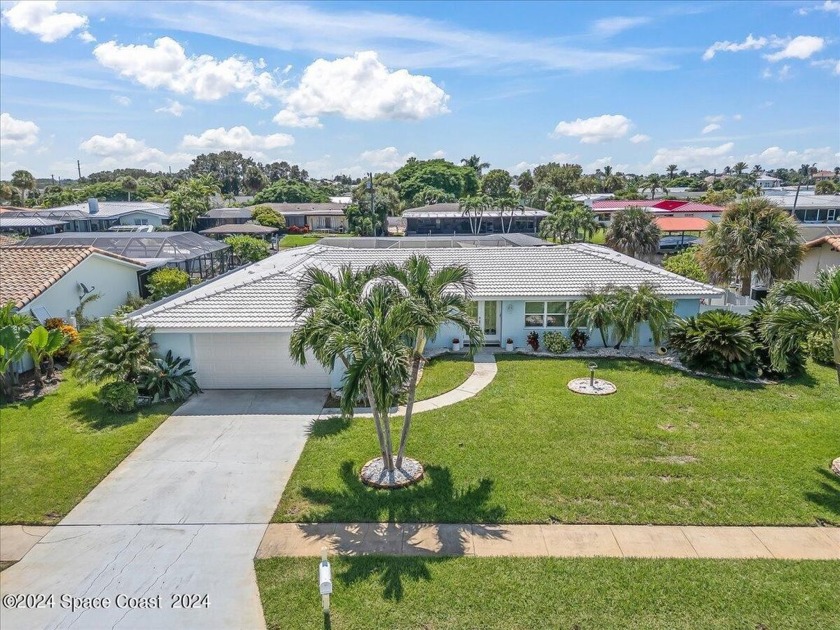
xmin=44 ymin=318 xmax=79 ymax=361
xmin=98 ymin=381 xmax=138 ymax=413
xmin=224 ymin=235 xmax=270 ymax=263
xmin=806 ymin=331 xmax=834 ymax=366
xmin=669 ymin=310 xmax=758 ymax=378
xmin=543 ymin=331 xmax=572 ymax=354
xmin=148 ymin=268 xmax=190 ymax=300
xmin=251 ymin=205 xmax=286 ymax=230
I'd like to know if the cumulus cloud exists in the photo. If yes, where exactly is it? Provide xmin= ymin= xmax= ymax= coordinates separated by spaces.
xmin=358 ymin=147 xmax=416 ymax=171
xmin=552 ymin=114 xmax=631 ymax=144
xmin=798 ymin=1 xmax=840 ymax=15
xmin=93 ymin=36 xmax=283 ymax=104
xmin=743 ymin=145 xmax=837 ymax=169
xmin=765 ymin=35 xmax=825 ymax=62
xmin=701 ymin=123 xmax=721 ymax=134
xmin=111 ymin=95 xmax=131 ymax=107
xmin=585 ymin=157 xmax=629 ymax=172
xmin=281 ymin=51 xmax=449 ymax=125
xmin=273 ymin=109 xmax=323 ymax=128
xmin=629 ymin=134 xmax=650 ymax=144
xmin=431 ymin=149 xmax=446 ymax=159
xmin=2 ymin=1 xmax=88 ymax=43
xmin=702 ymin=34 xmax=767 ymax=61
xmin=0 ymin=112 xmax=40 ymax=149
xmin=811 ymin=58 xmax=840 ymax=75
xmin=155 ymin=99 xmax=186 ymax=117
xmin=591 ymin=16 xmax=651 ymax=37
xmin=79 ymin=132 xmax=192 ymax=171
xmin=181 ymin=126 xmax=295 ymax=154
xmin=78 ymin=31 xmax=96 ymax=44
xmin=648 ymin=142 xmax=735 ymax=171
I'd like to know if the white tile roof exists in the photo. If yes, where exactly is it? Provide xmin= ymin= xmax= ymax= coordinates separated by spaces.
xmin=47 ymin=201 xmax=170 ymax=218
xmin=131 ymin=243 xmax=722 ymax=330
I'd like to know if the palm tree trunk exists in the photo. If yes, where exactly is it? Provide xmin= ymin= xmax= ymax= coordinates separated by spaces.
xmin=364 ymin=378 xmax=389 ymax=463
xmin=47 ymin=354 xmax=55 ymax=380
xmin=32 ymin=356 xmax=43 ymax=391
xmin=381 ymin=412 xmax=395 ymax=472
xmin=599 ymin=326 xmax=608 ymax=348
xmin=396 ymin=352 xmax=423 ymax=468
xmin=833 ymin=333 xmax=840 ymax=386
xmin=740 ymin=273 xmax=752 ymax=298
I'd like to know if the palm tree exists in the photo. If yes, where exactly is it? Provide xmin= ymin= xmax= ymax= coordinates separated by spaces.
xmin=602 ymin=165 xmax=613 ymax=177
xmin=459 ymin=195 xmax=488 ymax=234
xmin=121 ymin=176 xmax=138 ymax=201
xmin=569 ymin=205 xmax=599 ymax=241
xmin=733 ymin=161 xmax=748 ymax=176
xmin=762 ymin=268 xmax=840 ymax=384
xmin=538 ymin=211 xmax=567 ymax=243
xmin=498 ymin=194 xmax=524 ymax=234
xmin=569 ymin=288 xmax=616 ymax=347
xmin=641 ymin=174 xmax=668 ymax=199
xmin=10 ymin=170 xmax=35 ymax=202
xmin=24 ymin=326 xmax=66 ymax=390
xmin=380 ymin=255 xmax=483 ymax=468
xmin=461 ymin=155 xmax=490 ymax=177
xmin=606 ymin=207 xmax=662 ymax=260
xmin=0 ymin=302 xmax=36 ymax=401
xmin=74 ymin=317 xmax=155 ymax=384
xmin=611 ymin=284 xmax=674 ymax=349
xmin=697 ymin=198 xmax=803 ymax=297
xmin=666 ymin=164 xmax=678 ymax=180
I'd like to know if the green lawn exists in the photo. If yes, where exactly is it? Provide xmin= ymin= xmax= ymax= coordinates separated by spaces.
xmin=256 ymin=556 xmax=840 ymax=629
xmin=274 ymin=356 xmax=839 ymax=525
xmin=280 ymin=234 xmax=323 ymax=248
xmin=415 ymin=355 xmax=474 ymax=401
xmin=0 ymin=374 xmax=176 ymax=524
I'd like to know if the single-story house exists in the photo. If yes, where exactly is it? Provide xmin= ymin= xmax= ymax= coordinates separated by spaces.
xmin=257 ymin=203 xmax=349 ymax=232
xmin=591 ymin=200 xmax=725 ymax=223
xmin=403 ymin=203 xmax=548 ymax=235
xmin=812 ymin=170 xmax=837 ymax=183
xmin=197 ymin=208 xmax=253 ymax=230
xmin=0 ymin=200 xmax=170 ymax=232
xmin=796 ymin=235 xmax=840 ymax=283
xmin=0 ymin=215 xmax=68 ymax=236
xmin=768 ymin=195 xmax=840 ymax=223
xmin=129 ymin=242 xmax=723 ymax=390
xmin=756 ymin=174 xmax=782 ymax=189
xmin=198 ymin=223 xmax=279 ymax=238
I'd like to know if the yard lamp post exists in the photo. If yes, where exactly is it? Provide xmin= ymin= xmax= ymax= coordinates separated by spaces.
xmin=319 ymin=547 xmax=332 ymax=614
xmin=588 ymin=362 xmax=598 ymax=388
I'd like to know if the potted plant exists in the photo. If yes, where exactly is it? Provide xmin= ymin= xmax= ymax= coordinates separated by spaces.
xmin=505 ymin=337 xmax=514 ymax=351
xmin=452 ymin=337 xmax=461 ymax=352
xmin=526 ymin=331 xmax=539 ymax=351
xmin=571 ymin=329 xmax=590 ymax=351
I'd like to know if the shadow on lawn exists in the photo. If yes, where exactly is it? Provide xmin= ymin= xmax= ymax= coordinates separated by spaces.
xmin=307 ymin=416 xmax=353 ymax=438
xmin=805 ymin=467 xmax=840 ymax=522
xmin=68 ymin=395 xmax=169 ymax=431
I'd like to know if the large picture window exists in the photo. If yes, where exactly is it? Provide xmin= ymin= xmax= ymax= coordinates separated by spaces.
xmin=524 ymin=301 xmax=573 ymax=328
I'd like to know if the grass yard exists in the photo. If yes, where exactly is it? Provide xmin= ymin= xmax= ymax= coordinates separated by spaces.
xmin=275 ymin=356 xmax=840 ymax=525
xmin=280 ymin=234 xmax=323 ymax=248
xmin=0 ymin=373 xmax=176 ymax=524
xmin=256 ymin=556 xmax=840 ymax=629
xmin=415 ymin=355 xmax=474 ymax=401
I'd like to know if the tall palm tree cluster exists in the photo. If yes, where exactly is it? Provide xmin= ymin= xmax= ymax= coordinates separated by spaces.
xmin=458 ymin=193 xmax=525 ymax=234
xmin=167 ymin=175 xmax=221 ymax=231
xmin=291 ymin=255 xmax=483 ymax=480
xmin=539 ymin=196 xmax=600 ymax=244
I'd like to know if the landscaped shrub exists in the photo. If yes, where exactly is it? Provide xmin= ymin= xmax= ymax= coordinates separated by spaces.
xmin=543 ymin=331 xmax=571 ymax=354
xmin=806 ymin=331 xmax=834 ymax=366
xmin=74 ymin=317 xmax=155 ymax=384
xmin=669 ymin=310 xmax=758 ymax=378
xmin=225 ymin=235 xmax=271 ymax=263
xmin=570 ymin=329 xmax=590 ymax=351
xmin=251 ymin=205 xmax=286 ymax=230
xmin=98 ymin=381 xmax=138 ymax=413
xmin=140 ymin=351 xmax=201 ymax=402
xmin=114 ymin=293 xmax=151 ymax=317
xmin=148 ymin=268 xmax=190 ymax=300
xmin=747 ymin=303 xmax=804 ymax=378
xmin=287 ymin=225 xmax=312 ymax=235
xmin=527 ymin=331 xmax=540 ymax=351
xmin=663 ymin=247 xmax=708 ymax=283
xmin=44 ymin=318 xmax=79 ymax=361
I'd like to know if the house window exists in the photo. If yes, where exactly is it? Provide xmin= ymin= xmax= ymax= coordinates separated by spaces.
xmin=466 ymin=301 xmax=479 ymax=320
xmin=525 ymin=301 xmax=573 ymax=328
xmin=134 ymin=219 xmax=148 ymax=225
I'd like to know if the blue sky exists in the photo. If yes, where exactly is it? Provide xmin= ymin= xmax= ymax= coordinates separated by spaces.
xmin=1 ymin=0 xmax=838 ymax=180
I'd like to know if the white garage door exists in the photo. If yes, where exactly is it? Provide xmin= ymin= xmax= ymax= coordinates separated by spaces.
xmin=192 ymin=332 xmax=330 ymax=389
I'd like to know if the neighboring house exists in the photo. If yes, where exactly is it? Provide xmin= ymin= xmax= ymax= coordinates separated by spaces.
xmin=591 ymin=200 xmax=725 ymax=223
xmin=403 ymin=202 xmax=548 ymax=235
xmin=197 ymin=208 xmax=253 ymax=230
xmin=797 ymin=236 xmax=840 ymax=282
xmin=768 ymin=195 xmax=840 ymax=223
xmin=812 ymin=170 xmax=836 ymax=183
xmin=129 ymin=242 xmax=722 ymax=390
xmin=257 ymin=203 xmax=349 ymax=232
xmin=0 ymin=200 xmax=170 ymax=232
xmin=756 ymin=174 xmax=782 ymax=189
xmin=0 ymin=215 xmax=68 ymax=235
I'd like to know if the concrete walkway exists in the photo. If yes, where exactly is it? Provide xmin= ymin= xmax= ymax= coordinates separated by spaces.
xmin=321 ymin=351 xmax=498 ymax=418
xmin=258 ymin=523 xmax=839 ymax=560
xmin=0 ymin=390 xmax=327 ymax=630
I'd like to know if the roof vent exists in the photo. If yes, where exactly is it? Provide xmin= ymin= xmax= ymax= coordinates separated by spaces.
xmin=87 ymin=198 xmax=99 ymax=215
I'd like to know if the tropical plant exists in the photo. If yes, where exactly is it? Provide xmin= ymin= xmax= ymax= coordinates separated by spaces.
xmin=571 ymin=328 xmax=590 ymax=350
xmin=747 ymin=302 xmax=804 ymax=379
xmin=0 ymin=303 xmax=36 ymax=400
xmin=527 ymin=330 xmax=540 ymax=350
xmin=380 ymin=254 xmax=483 ymax=468
xmin=697 ymin=198 xmax=803 ymax=296
xmin=815 ymin=180 xmax=837 ymax=194
xmin=543 ymin=331 xmax=571 ymax=353
xmin=461 ymin=155 xmax=490 ymax=177
xmin=459 ymin=195 xmax=489 ymax=235
xmin=733 ymin=161 xmax=748 ymax=177
xmin=641 ymin=174 xmax=668 ymax=199
xmin=669 ymin=310 xmax=759 ymax=378
xmin=121 ymin=176 xmax=138 ymax=201
xmin=148 ymin=268 xmax=190 ymax=301
xmin=168 ymin=176 xmax=220 ymax=231
xmin=11 ymin=169 xmax=35 ymax=201
xmin=251 ymin=205 xmax=286 ymax=230
xmin=666 ymin=164 xmax=678 ymax=179
xmin=114 ymin=293 xmax=151 ymax=317
xmin=73 ymin=291 xmax=101 ymax=329
xmin=663 ymin=247 xmax=709 ymax=283
xmin=24 ymin=326 xmax=67 ymax=389
xmin=606 ymin=207 xmax=662 ymax=260
xmin=569 ymin=288 xmax=616 ymax=347
xmin=611 ymin=284 xmax=674 ymax=349
xmin=761 ymin=267 xmax=840 ymax=384
xmin=98 ymin=381 xmax=138 ymax=413
xmin=44 ymin=319 xmax=79 ymax=361
xmin=225 ymin=234 xmax=271 ymax=263
xmin=140 ymin=351 xmax=201 ymax=402
xmin=74 ymin=317 xmax=155 ymax=384
xmin=806 ymin=331 xmax=834 ymax=366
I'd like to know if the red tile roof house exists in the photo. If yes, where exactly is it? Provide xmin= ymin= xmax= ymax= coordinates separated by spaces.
xmin=591 ymin=200 xmax=726 ymax=224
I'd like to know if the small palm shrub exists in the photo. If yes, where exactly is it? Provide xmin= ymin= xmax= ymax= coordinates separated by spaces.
xmin=141 ymin=351 xmax=201 ymax=402
xmin=748 ymin=302 xmax=804 ymax=378
xmin=669 ymin=310 xmax=759 ymax=378
xmin=74 ymin=317 xmax=155 ymax=384
xmin=543 ymin=331 xmax=571 ymax=353
xmin=806 ymin=331 xmax=834 ymax=366
xmin=98 ymin=381 xmax=138 ymax=413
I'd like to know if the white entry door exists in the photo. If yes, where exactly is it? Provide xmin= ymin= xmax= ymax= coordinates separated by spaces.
xmin=468 ymin=300 xmax=500 ymax=343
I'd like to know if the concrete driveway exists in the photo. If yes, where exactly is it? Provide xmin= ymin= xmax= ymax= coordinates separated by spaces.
xmin=0 ymin=389 xmax=326 ymax=630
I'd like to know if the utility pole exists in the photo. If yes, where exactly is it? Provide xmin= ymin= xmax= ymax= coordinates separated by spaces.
xmin=77 ymin=160 xmax=82 ymax=180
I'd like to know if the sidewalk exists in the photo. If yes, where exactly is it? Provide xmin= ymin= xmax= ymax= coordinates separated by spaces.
xmin=258 ymin=522 xmax=839 ymax=560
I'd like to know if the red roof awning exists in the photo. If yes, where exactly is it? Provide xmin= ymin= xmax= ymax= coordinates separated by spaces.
xmin=655 ymin=216 xmax=711 ymax=232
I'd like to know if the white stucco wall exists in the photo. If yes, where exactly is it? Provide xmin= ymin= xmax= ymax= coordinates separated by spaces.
xmin=26 ymin=255 xmax=142 ymax=322
xmin=796 ymin=244 xmax=840 ymax=283
xmin=115 ymin=211 xmax=167 ymax=227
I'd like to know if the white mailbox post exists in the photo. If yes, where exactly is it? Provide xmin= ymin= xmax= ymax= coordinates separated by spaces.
xmin=319 ymin=548 xmax=333 ymax=613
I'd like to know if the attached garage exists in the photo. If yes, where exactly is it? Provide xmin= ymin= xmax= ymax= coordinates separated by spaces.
xmin=191 ymin=332 xmax=330 ymax=389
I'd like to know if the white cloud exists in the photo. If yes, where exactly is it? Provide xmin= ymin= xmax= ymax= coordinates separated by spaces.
xmin=629 ymin=134 xmax=650 ymax=144
xmin=281 ymin=51 xmax=449 ymax=124
xmin=765 ymin=35 xmax=824 ymax=62
xmin=273 ymin=109 xmax=323 ymax=128
xmin=551 ymin=153 xmax=580 ymax=162
xmin=648 ymin=142 xmax=735 ymax=171
xmin=705 ymin=114 xmax=725 ymax=123
xmin=2 ymin=1 xmax=88 ymax=43
xmin=703 ymin=34 xmax=767 ymax=61
xmin=111 ymin=95 xmax=131 ymax=107
xmin=0 ymin=112 xmax=40 ymax=149
xmin=798 ymin=1 xmax=840 ymax=15
xmin=811 ymin=58 xmax=840 ymax=75
xmin=742 ymin=145 xmax=837 ymax=170
xmin=552 ymin=114 xmax=631 ymax=144
xmin=591 ymin=16 xmax=651 ymax=37
xmin=510 ymin=161 xmax=538 ymax=173
xmin=181 ymin=126 xmax=295 ymax=154
xmin=358 ymin=146 xmax=416 ymax=171
xmin=732 ymin=113 xmax=743 ymax=121
xmin=155 ymin=99 xmax=186 ymax=117
xmin=702 ymin=123 xmax=721 ymax=134
xmin=79 ymin=132 xmax=192 ymax=172
xmin=431 ymin=149 xmax=446 ymax=159
xmin=93 ymin=36 xmax=284 ymax=104
xmin=78 ymin=31 xmax=96 ymax=44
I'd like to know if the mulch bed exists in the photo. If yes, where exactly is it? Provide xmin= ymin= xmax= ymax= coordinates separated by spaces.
xmin=7 ymin=365 xmax=66 ymax=402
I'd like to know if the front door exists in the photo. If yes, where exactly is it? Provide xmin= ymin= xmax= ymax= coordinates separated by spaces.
xmin=468 ymin=300 xmax=500 ymax=344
